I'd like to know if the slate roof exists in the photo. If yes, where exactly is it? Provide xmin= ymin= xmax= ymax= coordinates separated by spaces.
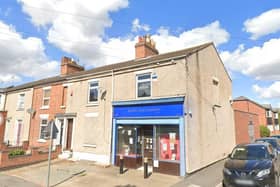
xmin=5 ymin=42 xmax=213 ymax=92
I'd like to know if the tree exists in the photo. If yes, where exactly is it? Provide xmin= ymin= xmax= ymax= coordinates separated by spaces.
xmin=260 ymin=125 xmax=270 ymax=137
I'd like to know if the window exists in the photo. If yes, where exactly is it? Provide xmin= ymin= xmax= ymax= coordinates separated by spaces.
xmin=17 ymin=93 xmax=25 ymax=110
xmin=42 ymin=88 xmax=51 ymax=108
xmin=137 ymin=73 xmax=151 ymax=98
xmin=88 ymin=81 xmax=98 ymax=103
xmin=39 ymin=119 xmax=50 ymax=139
xmin=266 ymin=110 xmax=272 ymax=118
xmin=274 ymin=113 xmax=278 ymax=119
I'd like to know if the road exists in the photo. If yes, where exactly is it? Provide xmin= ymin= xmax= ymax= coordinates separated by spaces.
xmin=0 ymin=174 xmax=39 ymax=187
xmin=172 ymin=159 xmax=225 ymax=187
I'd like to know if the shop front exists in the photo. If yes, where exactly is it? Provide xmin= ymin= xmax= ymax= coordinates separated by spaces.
xmin=111 ymin=97 xmax=186 ymax=176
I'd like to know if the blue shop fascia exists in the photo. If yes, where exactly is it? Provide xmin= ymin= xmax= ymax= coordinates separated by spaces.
xmin=111 ymin=96 xmax=186 ymax=176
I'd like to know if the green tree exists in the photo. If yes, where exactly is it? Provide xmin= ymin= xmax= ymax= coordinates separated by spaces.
xmin=260 ymin=125 xmax=270 ymax=137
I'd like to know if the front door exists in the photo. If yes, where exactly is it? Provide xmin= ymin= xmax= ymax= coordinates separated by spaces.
xmin=142 ymin=126 xmax=153 ymax=165
xmin=15 ymin=120 xmax=23 ymax=146
xmin=65 ymin=118 xmax=73 ymax=150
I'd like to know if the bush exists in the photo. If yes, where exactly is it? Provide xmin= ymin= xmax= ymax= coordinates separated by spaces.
xmin=8 ymin=149 xmax=25 ymax=157
xmin=260 ymin=125 xmax=270 ymax=137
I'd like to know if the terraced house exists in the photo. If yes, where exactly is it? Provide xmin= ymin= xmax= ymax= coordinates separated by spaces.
xmin=0 ymin=35 xmax=235 ymax=176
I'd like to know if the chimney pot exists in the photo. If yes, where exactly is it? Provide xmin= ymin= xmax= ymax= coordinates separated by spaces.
xmin=135 ymin=35 xmax=158 ymax=59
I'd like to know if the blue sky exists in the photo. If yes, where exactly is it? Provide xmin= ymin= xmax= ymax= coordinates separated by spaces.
xmin=0 ymin=0 xmax=280 ymax=107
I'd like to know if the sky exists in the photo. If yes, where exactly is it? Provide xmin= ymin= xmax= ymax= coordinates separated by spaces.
xmin=0 ymin=0 xmax=280 ymax=107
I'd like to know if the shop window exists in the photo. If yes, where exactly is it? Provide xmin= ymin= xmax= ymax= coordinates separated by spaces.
xmin=156 ymin=126 xmax=180 ymax=162
xmin=117 ymin=126 xmax=141 ymax=156
xmin=88 ymin=81 xmax=99 ymax=103
xmin=136 ymin=73 xmax=151 ymax=98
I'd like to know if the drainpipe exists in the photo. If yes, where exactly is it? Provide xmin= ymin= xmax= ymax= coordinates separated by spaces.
xmin=110 ymin=69 xmax=115 ymax=164
xmin=27 ymin=88 xmax=34 ymax=147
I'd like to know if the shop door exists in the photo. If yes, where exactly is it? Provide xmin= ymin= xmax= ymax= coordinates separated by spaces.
xmin=142 ymin=126 xmax=153 ymax=165
xmin=66 ymin=119 xmax=73 ymax=150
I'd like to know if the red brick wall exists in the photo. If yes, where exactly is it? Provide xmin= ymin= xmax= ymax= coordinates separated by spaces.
xmin=0 ymin=145 xmax=61 ymax=169
xmin=233 ymin=100 xmax=266 ymax=126
xmin=234 ymin=110 xmax=259 ymax=144
xmin=29 ymin=84 xmax=65 ymax=147
xmin=0 ymin=112 xmax=7 ymax=144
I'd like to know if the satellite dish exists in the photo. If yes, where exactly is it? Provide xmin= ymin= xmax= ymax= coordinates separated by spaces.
xmin=27 ymin=108 xmax=36 ymax=116
xmin=101 ymin=90 xmax=107 ymax=100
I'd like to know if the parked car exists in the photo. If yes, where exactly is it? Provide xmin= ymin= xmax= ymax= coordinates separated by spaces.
xmin=223 ymin=143 xmax=279 ymax=187
xmin=271 ymin=135 xmax=280 ymax=140
xmin=255 ymin=137 xmax=280 ymax=154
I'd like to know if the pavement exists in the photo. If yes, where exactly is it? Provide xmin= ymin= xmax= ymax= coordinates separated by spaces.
xmin=0 ymin=159 xmax=226 ymax=187
xmin=0 ymin=174 xmax=39 ymax=187
xmin=172 ymin=159 xmax=225 ymax=187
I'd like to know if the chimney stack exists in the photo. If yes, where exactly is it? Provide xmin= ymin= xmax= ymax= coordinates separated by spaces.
xmin=60 ymin=56 xmax=84 ymax=76
xmin=135 ymin=35 xmax=159 ymax=59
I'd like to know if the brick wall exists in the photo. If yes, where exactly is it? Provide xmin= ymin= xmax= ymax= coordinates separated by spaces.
xmin=29 ymin=84 xmax=65 ymax=147
xmin=232 ymin=100 xmax=266 ymax=126
xmin=0 ymin=145 xmax=61 ymax=169
xmin=234 ymin=110 xmax=259 ymax=144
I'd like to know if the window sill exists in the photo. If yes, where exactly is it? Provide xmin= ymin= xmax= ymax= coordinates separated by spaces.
xmin=83 ymin=143 xmax=97 ymax=148
xmin=86 ymin=103 xmax=99 ymax=107
xmin=40 ymin=106 xmax=49 ymax=110
xmin=60 ymin=105 xmax=66 ymax=109
xmin=37 ymin=139 xmax=47 ymax=143
xmin=16 ymin=108 xmax=24 ymax=111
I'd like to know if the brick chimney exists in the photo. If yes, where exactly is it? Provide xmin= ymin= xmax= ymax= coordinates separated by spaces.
xmin=135 ymin=35 xmax=159 ymax=59
xmin=60 ymin=56 xmax=84 ymax=76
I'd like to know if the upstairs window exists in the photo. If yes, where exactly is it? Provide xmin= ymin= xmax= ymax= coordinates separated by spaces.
xmin=0 ymin=94 xmax=2 ymax=105
xmin=17 ymin=93 xmax=25 ymax=110
xmin=266 ymin=110 xmax=272 ymax=118
xmin=42 ymin=88 xmax=51 ymax=108
xmin=88 ymin=81 xmax=99 ymax=103
xmin=137 ymin=73 xmax=151 ymax=98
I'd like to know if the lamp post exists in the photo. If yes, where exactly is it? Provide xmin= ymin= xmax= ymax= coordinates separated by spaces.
xmin=46 ymin=119 xmax=54 ymax=187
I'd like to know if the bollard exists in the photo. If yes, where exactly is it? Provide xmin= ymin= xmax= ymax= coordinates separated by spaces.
xmin=120 ymin=155 xmax=124 ymax=174
xmin=144 ymin=157 xmax=148 ymax=178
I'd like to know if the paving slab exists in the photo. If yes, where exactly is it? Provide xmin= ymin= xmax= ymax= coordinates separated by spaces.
xmin=2 ymin=159 xmax=86 ymax=186
xmin=0 ymin=174 xmax=39 ymax=187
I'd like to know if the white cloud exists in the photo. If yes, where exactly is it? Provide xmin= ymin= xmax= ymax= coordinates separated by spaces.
xmin=18 ymin=0 xmax=130 ymax=67
xmin=18 ymin=0 xmax=229 ymax=68
xmin=131 ymin=18 xmax=150 ymax=33
xmin=153 ymin=21 xmax=229 ymax=53
xmin=0 ymin=20 xmax=59 ymax=84
xmin=220 ymin=38 xmax=280 ymax=80
xmin=253 ymin=82 xmax=280 ymax=99
xmin=244 ymin=9 xmax=280 ymax=40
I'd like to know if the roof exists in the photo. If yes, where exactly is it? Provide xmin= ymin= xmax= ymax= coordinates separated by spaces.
xmin=5 ymin=42 xmax=213 ymax=92
xmin=233 ymin=96 xmax=266 ymax=109
xmin=262 ymin=104 xmax=272 ymax=110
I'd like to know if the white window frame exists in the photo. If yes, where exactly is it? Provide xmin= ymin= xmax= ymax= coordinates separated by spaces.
xmin=39 ymin=118 xmax=49 ymax=140
xmin=88 ymin=81 xmax=99 ymax=104
xmin=274 ymin=113 xmax=278 ymax=119
xmin=17 ymin=93 xmax=25 ymax=110
xmin=136 ymin=73 xmax=152 ymax=98
xmin=42 ymin=87 xmax=51 ymax=109
xmin=0 ymin=94 xmax=2 ymax=105
xmin=266 ymin=110 xmax=272 ymax=118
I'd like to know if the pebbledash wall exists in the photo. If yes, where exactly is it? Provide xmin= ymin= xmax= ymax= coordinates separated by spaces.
xmin=64 ymin=42 xmax=235 ymax=176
